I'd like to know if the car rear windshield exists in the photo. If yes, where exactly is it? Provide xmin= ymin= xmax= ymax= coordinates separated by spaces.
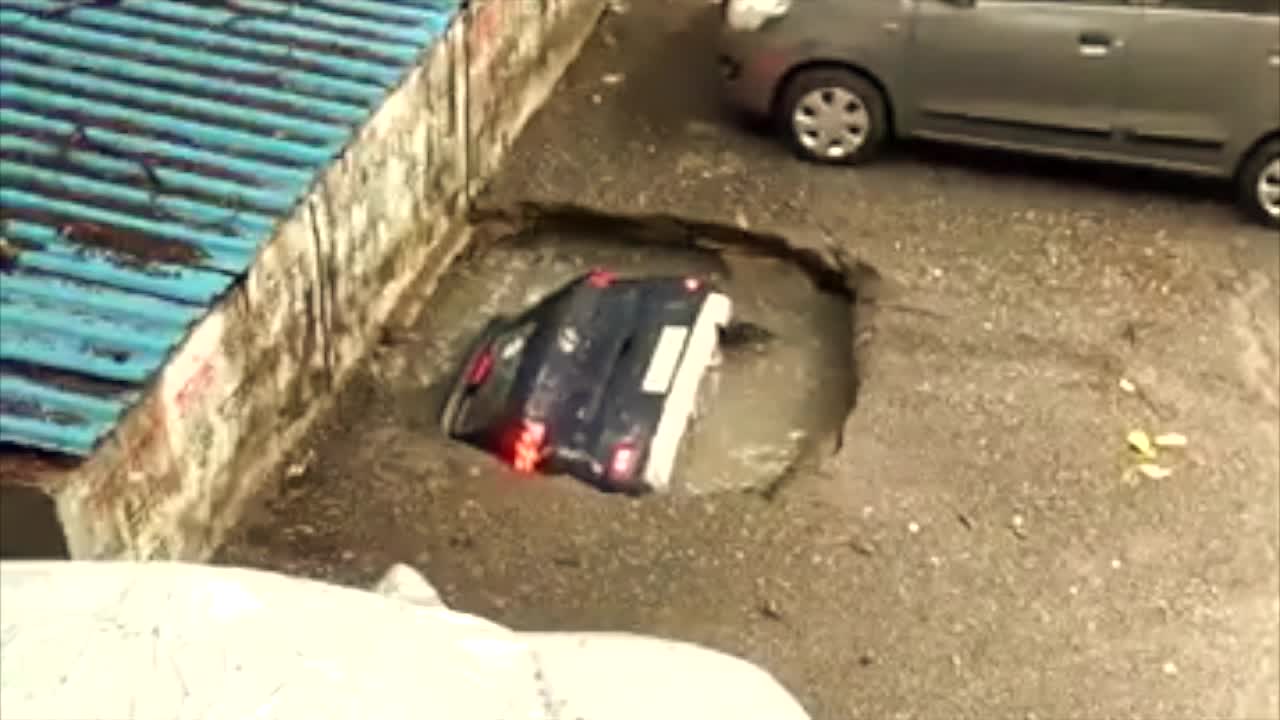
xmin=453 ymin=319 xmax=538 ymax=436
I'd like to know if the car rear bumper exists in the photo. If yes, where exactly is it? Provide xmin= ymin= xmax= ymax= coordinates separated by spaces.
xmin=643 ymin=292 xmax=732 ymax=492
xmin=717 ymin=23 xmax=797 ymax=120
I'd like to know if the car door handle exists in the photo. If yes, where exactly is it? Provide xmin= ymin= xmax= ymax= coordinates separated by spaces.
xmin=1078 ymin=31 xmax=1113 ymax=57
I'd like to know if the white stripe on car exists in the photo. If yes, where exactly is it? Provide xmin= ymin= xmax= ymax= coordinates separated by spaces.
xmin=644 ymin=292 xmax=732 ymax=492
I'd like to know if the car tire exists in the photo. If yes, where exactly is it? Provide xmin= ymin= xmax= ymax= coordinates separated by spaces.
xmin=777 ymin=68 xmax=889 ymax=165
xmin=1237 ymin=139 xmax=1280 ymax=230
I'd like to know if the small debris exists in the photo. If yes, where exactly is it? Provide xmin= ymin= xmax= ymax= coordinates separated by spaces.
xmin=282 ymin=449 xmax=315 ymax=487
xmin=1136 ymin=463 xmax=1173 ymax=480
xmin=848 ymin=538 xmax=876 ymax=557
xmin=1162 ymin=661 xmax=1179 ymax=676
xmin=591 ymin=93 xmax=602 ymax=105
xmin=1127 ymin=430 xmax=1157 ymax=459
xmin=1118 ymin=377 xmax=1137 ymax=394
xmin=606 ymin=0 xmax=629 ymax=13
xmin=1153 ymin=432 xmax=1187 ymax=448
xmin=758 ymin=598 xmax=785 ymax=622
xmin=734 ymin=208 xmax=750 ymax=229
xmin=1009 ymin=514 xmax=1027 ymax=539
xmin=956 ymin=511 xmax=974 ymax=530
xmin=858 ymin=651 xmax=876 ymax=667
xmin=907 ymin=521 xmax=921 ymax=535
xmin=601 ymin=72 xmax=625 ymax=86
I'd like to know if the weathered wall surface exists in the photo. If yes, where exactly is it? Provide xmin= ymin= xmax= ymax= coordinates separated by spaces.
xmin=52 ymin=0 xmax=607 ymax=561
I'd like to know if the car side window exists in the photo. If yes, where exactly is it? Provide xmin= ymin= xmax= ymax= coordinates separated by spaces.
xmin=453 ymin=320 xmax=538 ymax=436
xmin=1154 ymin=0 xmax=1279 ymax=13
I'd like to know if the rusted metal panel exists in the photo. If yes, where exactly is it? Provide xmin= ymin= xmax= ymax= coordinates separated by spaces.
xmin=0 ymin=0 xmax=460 ymax=457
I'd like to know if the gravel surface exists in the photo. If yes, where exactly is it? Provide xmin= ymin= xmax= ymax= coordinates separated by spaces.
xmin=219 ymin=2 xmax=1280 ymax=718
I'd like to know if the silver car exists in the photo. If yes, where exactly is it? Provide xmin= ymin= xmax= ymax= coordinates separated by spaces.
xmin=717 ymin=0 xmax=1280 ymax=228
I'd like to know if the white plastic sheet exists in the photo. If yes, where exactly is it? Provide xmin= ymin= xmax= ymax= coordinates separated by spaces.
xmin=1 ymin=561 xmax=811 ymax=720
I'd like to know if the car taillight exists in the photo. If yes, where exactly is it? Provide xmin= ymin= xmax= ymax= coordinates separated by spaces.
xmin=512 ymin=419 xmax=546 ymax=473
xmin=683 ymin=277 xmax=703 ymax=292
xmin=466 ymin=347 xmax=494 ymax=386
xmin=587 ymin=268 xmax=616 ymax=288
xmin=607 ymin=443 xmax=637 ymax=483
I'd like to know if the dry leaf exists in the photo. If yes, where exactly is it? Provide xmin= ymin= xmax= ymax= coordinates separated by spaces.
xmin=1154 ymin=432 xmax=1187 ymax=448
xmin=1127 ymin=429 xmax=1157 ymax=459
xmin=1136 ymin=463 xmax=1173 ymax=480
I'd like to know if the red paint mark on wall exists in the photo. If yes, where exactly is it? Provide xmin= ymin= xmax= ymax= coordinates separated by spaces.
xmin=469 ymin=0 xmax=505 ymax=67
xmin=174 ymin=358 xmax=215 ymax=416
xmin=89 ymin=402 xmax=171 ymax=514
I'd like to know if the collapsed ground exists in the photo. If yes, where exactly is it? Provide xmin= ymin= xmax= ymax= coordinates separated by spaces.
xmin=218 ymin=2 xmax=1280 ymax=719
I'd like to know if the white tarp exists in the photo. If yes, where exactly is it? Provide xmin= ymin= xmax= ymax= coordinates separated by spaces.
xmin=0 ymin=561 xmax=811 ymax=720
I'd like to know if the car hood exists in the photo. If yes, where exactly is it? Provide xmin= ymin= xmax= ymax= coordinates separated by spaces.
xmin=0 ymin=561 xmax=810 ymax=720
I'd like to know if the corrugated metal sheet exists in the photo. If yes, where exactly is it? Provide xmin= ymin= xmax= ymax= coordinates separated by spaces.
xmin=0 ymin=0 xmax=460 ymax=457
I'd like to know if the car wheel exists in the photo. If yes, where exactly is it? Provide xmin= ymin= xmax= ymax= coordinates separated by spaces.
xmin=777 ymin=68 xmax=888 ymax=165
xmin=1238 ymin=139 xmax=1280 ymax=230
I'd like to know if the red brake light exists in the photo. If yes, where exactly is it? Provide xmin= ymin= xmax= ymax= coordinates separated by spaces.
xmin=512 ymin=419 xmax=546 ymax=473
xmin=587 ymin=268 xmax=616 ymax=288
xmin=466 ymin=347 xmax=494 ymax=386
xmin=608 ymin=443 xmax=637 ymax=482
xmin=683 ymin=277 xmax=702 ymax=292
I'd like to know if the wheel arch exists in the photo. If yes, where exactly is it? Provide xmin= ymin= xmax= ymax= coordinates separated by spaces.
xmin=771 ymin=60 xmax=897 ymax=137
xmin=1235 ymin=129 xmax=1280 ymax=181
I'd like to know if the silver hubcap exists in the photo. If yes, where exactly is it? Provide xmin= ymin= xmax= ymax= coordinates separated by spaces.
xmin=792 ymin=86 xmax=870 ymax=160
xmin=1258 ymin=158 xmax=1280 ymax=219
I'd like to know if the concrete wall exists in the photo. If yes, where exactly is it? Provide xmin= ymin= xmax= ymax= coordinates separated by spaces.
xmin=50 ymin=0 xmax=607 ymax=561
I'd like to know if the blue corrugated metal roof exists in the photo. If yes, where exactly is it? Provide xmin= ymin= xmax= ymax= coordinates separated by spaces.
xmin=0 ymin=0 xmax=460 ymax=457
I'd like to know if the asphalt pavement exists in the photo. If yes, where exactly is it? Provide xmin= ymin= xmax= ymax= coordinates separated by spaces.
xmin=218 ymin=2 xmax=1280 ymax=718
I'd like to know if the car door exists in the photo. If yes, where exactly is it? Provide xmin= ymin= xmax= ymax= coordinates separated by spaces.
xmin=904 ymin=0 xmax=1140 ymax=157
xmin=1119 ymin=0 xmax=1280 ymax=175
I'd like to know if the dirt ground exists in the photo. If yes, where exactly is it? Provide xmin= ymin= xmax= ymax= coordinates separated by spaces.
xmin=218 ymin=2 xmax=1280 ymax=718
